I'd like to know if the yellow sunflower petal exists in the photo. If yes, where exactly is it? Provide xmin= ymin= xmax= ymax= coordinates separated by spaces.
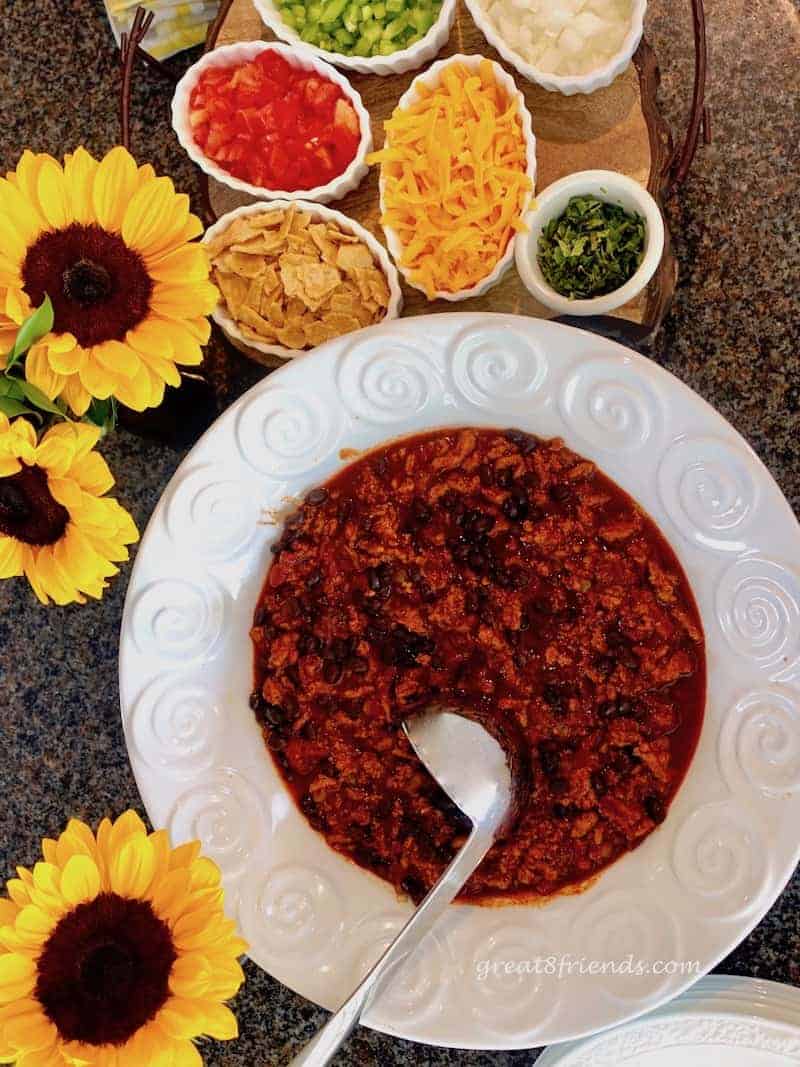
xmin=187 ymin=858 xmax=221 ymax=892
xmin=63 ymin=147 xmax=99 ymax=225
xmin=77 ymin=355 xmax=117 ymax=400
xmin=146 ymin=318 xmax=203 ymax=368
xmin=0 ymin=955 xmax=36 ymax=1004
xmin=121 ymin=176 xmax=178 ymax=255
xmin=0 ymin=537 xmax=24 ymax=579
xmin=92 ymin=146 xmax=139 ymax=233
xmin=0 ymin=458 xmax=22 ymax=478
xmin=15 ymin=1044 xmax=64 ymax=1067
xmin=36 ymin=158 xmax=71 ymax=230
xmin=112 ymin=362 xmax=158 ymax=412
xmin=168 ymin=955 xmax=212 ymax=1000
xmin=60 ymin=375 xmax=92 ymax=417
xmin=0 ymin=903 xmax=18 ymax=930
xmin=150 ymin=281 xmax=219 ymax=321
xmin=60 ymin=855 xmax=101 ymax=907
xmin=0 ymin=178 xmax=44 ymax=261
xmin=68 ymin=451 xmax=114 ymax=496
xmin=35 ymin=433 xmax=76 ymax=478
xmin=4 ymin=1010 xmax=57 ymax=1055
xmin=14 ymin=906 xmax=55 ymax=948
xmin=158 ymin=997 xmax=237 ymax=1041
xmin=92 ymin=339 xmax=140 ymax=380
xmin=148 ymin=868 xmax=191 ymax=924
xmin=151 ymin=1038 xmax=203 ymax=1067
xmin=5 ymin=881 xmax=31 ymax=909
xmin=148 ymin=245 xmax=210 ymax=285
xmin=47 ymin=342 xmax=85 ymax=377
xmin=30 ymin=547 xmax=77 ymax=606
xmin=168 ymin=842 xmax=201 ymax=872
xmin=25 ymin=347 xmax=67 ymax=403
xmin=108 ymin=833 xmax=156 ymax=899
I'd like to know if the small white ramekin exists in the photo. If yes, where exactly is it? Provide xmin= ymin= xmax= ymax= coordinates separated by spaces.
xmin=376 ymin=54 xmax=537 ymax=303
xmin=514 ymin=169 xmax=665 ymax=316
xmin=172 ymin=41 xmax=372 ymax=204
xmin=464 ymin=0 xmax=647 ymax=96
xmin=252 ymin=0 xmax=457 ymax=77
xmin=203 ymin=199 xmax=403 ymax=360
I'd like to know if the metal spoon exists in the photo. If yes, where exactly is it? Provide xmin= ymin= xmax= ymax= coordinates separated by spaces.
xmin=287 ymin=708 xmax=513 ymax=1066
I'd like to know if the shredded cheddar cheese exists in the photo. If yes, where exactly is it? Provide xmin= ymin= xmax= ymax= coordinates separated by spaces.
xmin=366 ymin=59 xmax=531 ymax=297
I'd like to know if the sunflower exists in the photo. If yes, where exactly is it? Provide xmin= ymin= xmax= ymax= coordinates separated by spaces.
xmin=0 ymin=810 xmax=247 ymax=1067
xmin=0 ymin=414 xmax=139 ymax=605
xmin=0 ymin=146 xmax=218 ymax=416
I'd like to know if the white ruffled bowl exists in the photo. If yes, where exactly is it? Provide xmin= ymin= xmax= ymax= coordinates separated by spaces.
xmin=203 ymin=199 xmax=403 ymax=360
xmin=464 ymin=0 xmax=647 ymax=96
xmin=376 ymin=54 xmax=537 ymax=303
xmin=514 ymin=169 xmax=664 ymax=315
xmin=252 ymin=0 xmax=457 ymax=76
xmin=172 ymin=41 xmax=372 ymax=203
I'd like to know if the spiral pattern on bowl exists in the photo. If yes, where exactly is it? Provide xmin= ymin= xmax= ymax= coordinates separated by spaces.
xmin=336 ymin=335 xmax=442 ymax=423
xmin=560 ymin=359 xmax=663 ymax=454
xmin=448 ymin=324 xmax=548 ymax=413
xmin=236 ymin=385 xmax=342 ymax=476
xmin=716 ymin=557 xmax=800 ymax=674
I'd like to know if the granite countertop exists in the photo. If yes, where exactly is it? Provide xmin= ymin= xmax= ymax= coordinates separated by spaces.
xmin=0 ymin=0 xmax=798 ymax=1063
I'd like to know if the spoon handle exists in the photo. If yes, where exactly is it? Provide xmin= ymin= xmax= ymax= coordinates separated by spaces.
xmin=287 ymin=826 xmax=494 ymax=1066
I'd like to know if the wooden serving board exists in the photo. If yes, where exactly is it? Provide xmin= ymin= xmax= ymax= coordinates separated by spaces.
xmin=206 ymin=0 xmax=677 ymax=366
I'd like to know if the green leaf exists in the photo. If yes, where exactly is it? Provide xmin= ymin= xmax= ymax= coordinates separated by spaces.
xmin=16 ymin=380 xmax=67 ymax=419
xmin=86 ymin=397 xmax=117 ymax=434
xmin=0 ymin=395 xmax=40 ymax=419
xmin=0 ymin=378 xmax=24 ymax=399
xmin=5 ymin=295 xmax=55 ymax=369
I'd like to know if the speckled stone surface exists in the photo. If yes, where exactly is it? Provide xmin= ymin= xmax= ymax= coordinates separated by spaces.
xmin=0 ymin=0 xmax=798 ymax=1063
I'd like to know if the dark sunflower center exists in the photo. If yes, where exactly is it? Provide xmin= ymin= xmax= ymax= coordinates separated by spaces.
xmin=35 ymin=893 xmax=177 ymax=1047
xmin=0 ymin=466 xmax=68 ymax=545
xmin=63 ymin=258 xmax=113 ymax=306
xmin=22 ymin=223 xmax=153 ymax=348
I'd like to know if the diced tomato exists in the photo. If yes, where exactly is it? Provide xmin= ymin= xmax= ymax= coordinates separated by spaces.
xmin=187 ymin=50 xmax=360 ymax=190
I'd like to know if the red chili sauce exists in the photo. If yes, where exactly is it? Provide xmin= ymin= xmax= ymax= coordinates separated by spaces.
xmin=250 ymin=428 xmax=706 ymax=903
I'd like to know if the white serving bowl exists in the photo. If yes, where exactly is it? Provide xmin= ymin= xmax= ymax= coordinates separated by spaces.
xmin=464 ymin=0 xmax=646 ymax=96
xmin=377 ymin=53 xmax=537 ymax=303
xmin=252 ymin=0 xmax=457 ymax=76
xmin=172 ymin=41 xmax=372 ymax=203
xmin=203 ymin=199 xmax=403 ymax=360
xmin=515 ymin=169 xmax=664 ymax=316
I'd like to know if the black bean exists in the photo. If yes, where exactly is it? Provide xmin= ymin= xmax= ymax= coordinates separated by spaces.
xmin=473 ymin=513 xmax=495 ymax=535
xmin=323 ymin=659 xmax=343 ymax=684
xmin=502 ymin=493 xmax=529 ymax=522
xmin=595 ymin=654 xmax=616 ymax=676
xmin=300 ymin=794 xmax=323 ymax=829
xmin=552 ymin=802 xmax=572 ymax=819
xmin=254 ymin=604 xmax=271 ymax=627
xmin=538 ymin=741 xmax=561 ymax=778
xmin=591 ymin=770 xmax=609 ymax=797
xmin=337 ymin=499 xmax=353 ymax=524
xmin=505 ymin=429 xmax=538 ymax=454
xmin=249 ymin=690 xmax=265 ymax=712
xmin=616 ymin=699 xmax=633 ymax=717
xmin=621 ymin=648 xmax=640 ymax=670
xmin=542 ymin=684 xmax=564 ymax=710
xmin=450 ymin=541 xmax=470 ymax=563
xmin=306 ymin=487 xmax=328 ymax=505
xmin=410 ymin=498 xmax=432 ymax=524
xmin=365 ymin=623 xmax=387 ymax=642
xmin=550 ymin=483 xmax=571 ymax=504
xmin=440 ymin=489 xmax=461 ymax=511
xmin=362 ymin=596 xmax=382 ymax=617
xmin=531 ymin=595 xmax=554 ymax=616
xmin=468 ymin=549 xmax=486 ymax=572
xmin=550 ymin=776 xmax=570 ymax=796
xmin=330 ymin=637 xmax=350 ymax=661
xmin=297 ymin=632 xmax=319 ymax=655
xmin=305 ymin=570 xmax=322 ymax=590
xmin=400 ymin=875 xmax=426 ymax=901
xmin=258 ymin=701 xmax=287 ymax=729
xmin=478 ymin=463 xmax=494 ymax=487
xmin=606 ymin=628 xmax=628 ymax=649
xmin=367 ymin=567 xmax=382 ymax=591
xmin=523 ymin=470 xmax=540 ymax=489
xmin=644 ymin=794 xmax=666 ymax=824
xmin=377 ymin=562 xmax=392 ymax=583
xmin=496 ymin=466 xmax=514 ymax=489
